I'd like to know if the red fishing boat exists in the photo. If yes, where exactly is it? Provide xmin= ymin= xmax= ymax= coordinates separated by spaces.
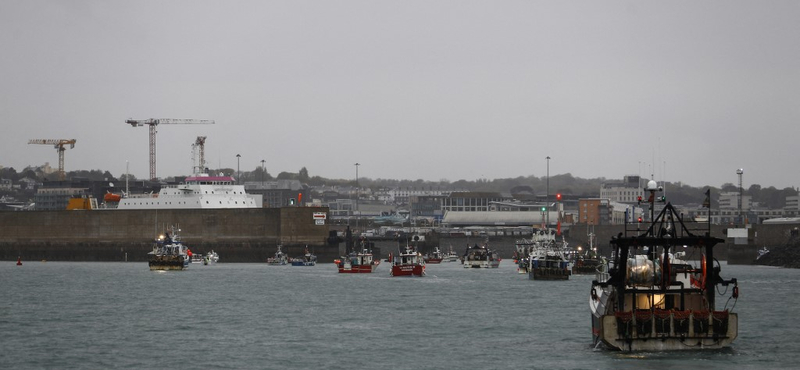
xmin=423 ymin=246 xmax=444 ymax=264
xmin=337 ymin=247 xmax=380 ymax=273
xmin=391 ymin=243 xmax=425 ymax=277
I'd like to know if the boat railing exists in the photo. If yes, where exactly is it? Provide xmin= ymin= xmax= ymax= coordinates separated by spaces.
xmin=595 ymin=270 xmax=610 ymax=282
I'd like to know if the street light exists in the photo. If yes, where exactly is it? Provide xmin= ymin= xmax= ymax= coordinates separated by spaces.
xmin=737 ymin=168 xmax=744 ymax=226
xmin=354 ymin=162 xmax=360 ymax=229
xmin=354 ymin=162 xmax=360 ymax=209
xmin=236 ymin=154 xmax=241 ymax=185
xmin=261 ymin=159 xmax=266 ymax=186
xmin=546 ymin=156 xmax=551 ymax=227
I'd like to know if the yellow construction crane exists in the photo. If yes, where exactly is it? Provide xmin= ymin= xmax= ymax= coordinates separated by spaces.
xmin=125 ymin=118 xmax=215 ymax=180
xmin=27 ymin=139 xmax=77 ymax=181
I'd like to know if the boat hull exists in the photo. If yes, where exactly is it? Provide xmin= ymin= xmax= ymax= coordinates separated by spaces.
xmin=529 ymin=268 xmax=570 ymax=280
xmin=593 ymin=312 xmax=738 ymax=351
xmin=291 ymin=261 xmax=316 ymax=266
xmin=463 ymin=260 xmax=490 ymax=268
xmin=338 ymin=263 xmax=379 ymax=273
xmin=425 ymin=258 xmax=442 ymax=264
xmin=149 ymin=256 xmax=189 ymax=271
xmin=391 ymin=264 xmax=425 ymax=277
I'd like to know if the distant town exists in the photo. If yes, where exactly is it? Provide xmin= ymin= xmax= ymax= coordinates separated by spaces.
xmin=1 ymin=162 xmax=798 ymax=228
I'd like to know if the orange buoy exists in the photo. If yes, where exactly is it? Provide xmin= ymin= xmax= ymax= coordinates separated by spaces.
xmin=16 ymin=256 xmax=22 ymax=266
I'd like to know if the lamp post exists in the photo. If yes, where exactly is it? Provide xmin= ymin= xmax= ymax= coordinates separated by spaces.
xmin=737 ymin=168 xmax=744 ymax=226
xmin=354 ymin=162 xmax=360 ymax=209
xmin=546 ymin=156 xmax=551 ymax=228
xmin=261 ymin=159 xmax=266 ymax=186
xmin=236 ymin=154 xmax=241 ymax=185
xmin=354 ymin=162 xmax=360 ymax=228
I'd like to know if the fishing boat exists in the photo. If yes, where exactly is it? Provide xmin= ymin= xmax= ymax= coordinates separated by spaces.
xmin=206 ymin=250 xmax=219 ymax=264
xmin=573 ymin=226 xmax=605 ymax=275
xmin=391 ymin=243 xmax=426 ymax=277
xmin=444 ymin=246 xmax=460 ymax=262
xmin=515 ymin=238 xmax=535 ymax=274
xmin=424 ymin=247 xmax=444 ymax=264
xmin=148 ymin=227 xmax=190 ymax=271
xmin=462 ymin=243 xmax=500 ymax=268
xmin=291 ymin=246 xmax=317 ymax=266
xmin=528 ymin=243 xmax=570 ymax=280
xmin=267 ymin=245 xmax=288 ymax=265
xmin=522 ymin=229 xmax=570 ymax=280
xmin=590 ymin=186 xmax=739 ymax=351
xmin=572 ymin=250 xmax=605 ymax=275
xmin=337 ymin=248 xmax=380 ymax=273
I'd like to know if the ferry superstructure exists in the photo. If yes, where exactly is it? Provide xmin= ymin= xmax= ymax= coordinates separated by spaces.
xmin=113 ymin=175 xmax=260 ymax=209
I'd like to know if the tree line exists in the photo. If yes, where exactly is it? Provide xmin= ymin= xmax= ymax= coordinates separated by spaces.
xmin=1 ymin=164 xmax=796 ymax=209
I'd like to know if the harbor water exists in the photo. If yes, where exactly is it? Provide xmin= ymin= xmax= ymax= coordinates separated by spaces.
xmin=2 ymin=260 xmax=799 ymax=369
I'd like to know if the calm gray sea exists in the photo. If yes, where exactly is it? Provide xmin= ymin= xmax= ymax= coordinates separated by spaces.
xmin=1 ymin=260 xmax=798 ymax=369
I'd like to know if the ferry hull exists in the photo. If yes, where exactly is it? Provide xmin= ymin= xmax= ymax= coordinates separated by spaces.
xmin=593 ymin=312 xmax=738 ymax=351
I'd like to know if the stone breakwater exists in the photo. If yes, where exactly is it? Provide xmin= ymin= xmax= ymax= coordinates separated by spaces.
xmin=0 ymin=207 xmax=332 ymax=262
xmin=755 ymin=234 xmax=800 ymax=268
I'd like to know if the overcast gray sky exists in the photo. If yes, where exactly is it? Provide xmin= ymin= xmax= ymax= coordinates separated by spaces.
xmin=2 ymin=1 xmax=798 ymax=189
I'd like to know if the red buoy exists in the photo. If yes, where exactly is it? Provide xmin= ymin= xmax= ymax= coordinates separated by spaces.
xmin=16 ymin=256 xmax=22 ymax=266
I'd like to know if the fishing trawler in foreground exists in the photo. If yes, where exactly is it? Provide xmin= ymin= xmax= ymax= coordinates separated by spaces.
xmin=148 ymin=227 xmax=190 ymax=271
xmin=590 ymin=185 xmax=738 ymax=351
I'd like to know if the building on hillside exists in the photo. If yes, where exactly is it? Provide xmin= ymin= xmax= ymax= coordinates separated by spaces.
xmin=784 ymin=194 xmax=800 ymax=217
xmin=245 ymin=179 xmax=306 ymax=207
xmin=410 ymin=195 xmax=446 ymax=221
xmin=376 ymin=187 xmax=454 ymax=205
xmin=33 ymin=187 xmax=87 ymax=210
xmin=600 ymin=175 xmax=645 ymax=204
xmin=578 ymin=198 xmax=610 ymax=225
xmin=718 ymin=192 xmax=752 ymax=210
xmin=577 ymin=198 xmax=643 ymax=225
xmin=441 ymin=192 xmax=509 ymax=213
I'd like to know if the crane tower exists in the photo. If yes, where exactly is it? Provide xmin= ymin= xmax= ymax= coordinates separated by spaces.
xmin=125 ymin=118 xmax=214 ymax=180
xmin=27 ymin=139 xmax=77 ymax=181
xmin=192 ymin=136 xmax=207 ymax=175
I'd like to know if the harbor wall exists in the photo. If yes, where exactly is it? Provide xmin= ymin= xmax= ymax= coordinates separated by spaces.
xmin=0 ymin=207 xmax=335 ymax=262
xmin=433 ymin=223 xmax=798 ymax=263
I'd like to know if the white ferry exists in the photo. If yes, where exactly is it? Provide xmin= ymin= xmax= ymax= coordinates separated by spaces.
xmin=107 ymin=174 xmax=261 ymax=209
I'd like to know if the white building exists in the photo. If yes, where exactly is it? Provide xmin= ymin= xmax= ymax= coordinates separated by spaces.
xmin=718 ymin=192 xmax=752 ymax=210
xmin=600 ymin=175 xmax=645 ymax=204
